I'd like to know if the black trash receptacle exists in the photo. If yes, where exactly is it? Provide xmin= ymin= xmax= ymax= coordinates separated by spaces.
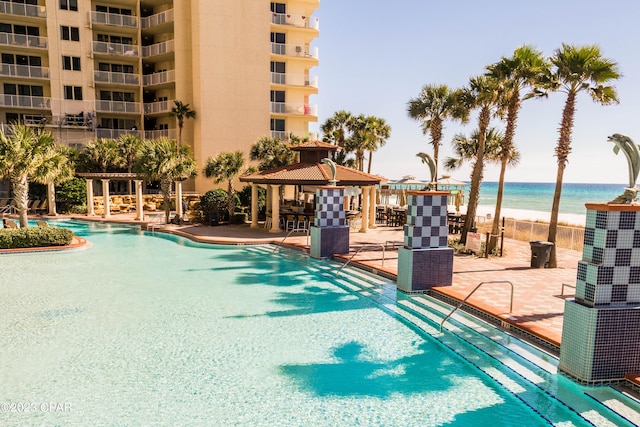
xmin=530 ymin=241 xmax=553 ymax=268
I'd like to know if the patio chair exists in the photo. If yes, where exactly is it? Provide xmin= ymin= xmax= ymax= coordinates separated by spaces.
xmin=28 ymin=200 xmax=41 ymax=213
xmin=3 ymin=218 xmax=18 ymax=229
xmin=36 ymin=220 xmax=48 ymax=227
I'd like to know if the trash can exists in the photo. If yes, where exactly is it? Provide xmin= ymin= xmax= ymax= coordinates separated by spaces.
xmin=530 ymin=241 xmax=553 ymax=268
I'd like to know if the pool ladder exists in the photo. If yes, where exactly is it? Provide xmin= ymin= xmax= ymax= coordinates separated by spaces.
xmin=439 ymin=280 xmax=514 ymax=332
xmin=272 ymin=227 xmax=310 ymax=252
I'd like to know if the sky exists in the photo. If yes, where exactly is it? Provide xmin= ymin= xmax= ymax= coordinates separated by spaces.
xmin=309 ymin=0 xmax=640 ymax=184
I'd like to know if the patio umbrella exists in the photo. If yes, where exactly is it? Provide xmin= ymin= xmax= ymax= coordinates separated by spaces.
xmin=454 ymin=191 xmax=462 ymax=213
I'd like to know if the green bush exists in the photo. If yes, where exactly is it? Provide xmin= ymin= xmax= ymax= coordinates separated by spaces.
xmin=233 ymin=212 xmax=248 ymax=224
xmin=237 ymin=185 xmax=266 ymax=216
xmin=56 ymin=178 xmax=87 ymax=214
xmin=0 ymin=227 xmax=74 ymax=249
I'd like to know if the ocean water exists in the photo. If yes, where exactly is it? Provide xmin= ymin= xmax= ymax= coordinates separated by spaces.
xmin=475 ymin=182 xmax=626 ymax=216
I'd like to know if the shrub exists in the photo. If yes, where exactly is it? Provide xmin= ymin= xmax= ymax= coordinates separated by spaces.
xmin=56 ymin=178 xmax=87 ymax=214
xmin=237 ymin=185 xmax=266 ymax=217
xmin=0 ymin=227 xmax=74 ymax=249
xmin=233 ymin=212 xmax=248 ymax=224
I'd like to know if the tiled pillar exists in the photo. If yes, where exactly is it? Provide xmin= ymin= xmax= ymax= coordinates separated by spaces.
xmin=397 ymin=191 xmax=453 ymax=292
xmin=310 ymin=186 xmax=349 ymax=259
xmin=559 ymin=204 xmax=640 ymax=383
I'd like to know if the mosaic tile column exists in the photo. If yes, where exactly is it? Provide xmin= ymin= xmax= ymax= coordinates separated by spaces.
xmin=559 ymin=204 xmax=640 ymax=383
xmin=397 ymin=191 xmax=453 ymax=292
xmin=310 ymin=186 xmax=349 ymax=259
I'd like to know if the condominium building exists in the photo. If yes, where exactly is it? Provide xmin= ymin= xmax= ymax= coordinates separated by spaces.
xmin=0 ymin=0 xmax=319 ymax=193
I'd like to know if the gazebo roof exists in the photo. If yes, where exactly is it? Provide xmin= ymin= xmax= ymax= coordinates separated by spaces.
xmin=290 ymin=140 xmax=339 ymax=152
xmin=240 ymin=162 xmax=384 ymax=187
xmin=76 ymin=172 xmax=141 ymax=179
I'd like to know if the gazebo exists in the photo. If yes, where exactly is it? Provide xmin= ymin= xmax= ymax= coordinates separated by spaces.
xmin=240 ymin=140 xmax=385 ymax=233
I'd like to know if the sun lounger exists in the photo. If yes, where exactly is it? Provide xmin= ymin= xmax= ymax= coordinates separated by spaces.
xmin=36 ymin=220 xmax=48 ymax=227
xmin=3 ymin=218 xmax=18 ymax=229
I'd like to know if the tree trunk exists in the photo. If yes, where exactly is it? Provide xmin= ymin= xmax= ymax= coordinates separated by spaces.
xmin=12 ymin=175 xmax=29 ymax=228
xmin=488 ymin=157 xmax=508 ymax=252
xmin=367 ymin=151 xmax=373 ymax=174
xmin=430 ymin=117 xmax=443 ymax=190
xmin=161 ymin=178 xmax=172 ymax=224
xmin=460 ymin=107 xmax=489 ymax=244
xmin=227 ymin=181 xmax=235 ymax=222
xmin=547 ymin=92 xmax=576 ymax=268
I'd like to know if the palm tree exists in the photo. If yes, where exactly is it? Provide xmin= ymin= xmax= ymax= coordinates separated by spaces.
xmin=546 ymin=44 xmax=620 ymax=267
xmin=0 ymin=124 xmax=72 ymax=227
xmin=407 ymin=84 xmax=469 ymax=185
xmin=117 ymin=133 xmax=143 ymax=194
xmin=485 ymin=45 xmax=551 ymax=251
xmin=169 ymin=100 xmax=196 ymax=148
xmin=135 ymin=138 xmax=198 ymax=224
xmin=81 ymin=138 xmax=122 ymax=173
xmin=203 ymin=150 xmax=246 ymax=222
xmin=41 ymin=144 xmax=75 ymax=216
xmin=444 ymin=127 xmax=514 ymax=171
xmin=249 ymin=136 xmax=295 ymax=170
xmin=321 ymin=110 xmax=354 ymax=166
xmin=459 ymin=75 xmax=502 ymax=244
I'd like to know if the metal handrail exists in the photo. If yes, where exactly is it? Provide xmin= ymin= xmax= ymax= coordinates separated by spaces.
xmin=272 ymin=227 xmax=310 ymax=252
xmin=146 ymin=214 xmax=165 ymax=232
xmin=439 ymin=280 xmax=514 ymax=332
xmin=335 ymin=244 xmax=386 ymax=275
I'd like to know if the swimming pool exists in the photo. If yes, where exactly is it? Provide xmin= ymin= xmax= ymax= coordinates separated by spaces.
xmin=0 ymin=220 xmax=638 ymax=426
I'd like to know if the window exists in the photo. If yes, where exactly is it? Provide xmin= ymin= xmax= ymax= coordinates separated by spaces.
xmin=60 ymin=0 xmax=78 ymax=11
xmin=4 ymin=83 xmax=43 ymax=97
xmin=62 ymin=56 xmax=81 ymax=70
xmin=61 ymin=26 xmax=79 ymax=41
xmin=270 ymin=61 xmax=285 ymax=73
xmin=270 ymin=3 xmax=286 ymax=13
xmin=270 ymin=90 xmax=285 ymax=103
xmin=270 ymin=119 xmax=285 ymax=132
xmin=64 ymin=85 xmax=82 ymax=100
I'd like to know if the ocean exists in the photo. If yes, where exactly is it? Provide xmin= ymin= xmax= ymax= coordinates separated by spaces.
xmin=475 ymin=182 xmax=627 ymax=216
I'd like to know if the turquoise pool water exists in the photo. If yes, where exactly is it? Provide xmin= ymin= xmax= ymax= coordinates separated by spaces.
xmin=0 ymin=221 xmax=638 ymax=426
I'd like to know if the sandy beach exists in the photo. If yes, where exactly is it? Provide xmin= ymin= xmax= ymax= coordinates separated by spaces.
xmin=456 ymin=205 xmax=587 ymax=227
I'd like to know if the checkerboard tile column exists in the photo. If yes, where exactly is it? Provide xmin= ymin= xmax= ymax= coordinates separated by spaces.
xmin=560 ymin=203 xmax=640 ymax=383
xmin=310 ymin=186 xmax=349 ymax=259
xmin=397 ymin=191 xmax=453 ymax=292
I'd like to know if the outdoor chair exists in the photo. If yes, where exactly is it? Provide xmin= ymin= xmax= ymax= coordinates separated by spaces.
xmin=3 ymin=218 xmax=18 ymax=229
xmin=36 ymin=220 xmax=48 ymax=227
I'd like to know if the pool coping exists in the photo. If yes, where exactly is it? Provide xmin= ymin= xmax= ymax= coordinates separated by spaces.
xmin=0 ymin=236 xmax=89 ymax=255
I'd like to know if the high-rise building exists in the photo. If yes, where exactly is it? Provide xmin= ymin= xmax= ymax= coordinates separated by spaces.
xmin=0 ymin=0 xmax=319 ymax=193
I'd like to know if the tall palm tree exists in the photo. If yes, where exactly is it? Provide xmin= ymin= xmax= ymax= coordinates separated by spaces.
xmin=41 ymin=144 xmax=75 ymax=216
xmin=321 ymin=110 xmax=354 ymax=166
xmin=485 ymin=45 xmax=551 ymax=251
xmin=203 ymin=150 xmax=246 ymax=222
xmin=135 ymin=138 xmax=198 ymax=224
xmin=407 ymin=84 xmax=469 ymax=185
xmin=459 ymin=75 xmax=502 ymax=244
xmin=444 ymin=127 xmax=515 ymax=171
xmin=546 ymin=44 xmax=620 ymax=267
xmin=117 ymin=133 xmax=143 ymax=194
xmin=0 ymin=124 xmax=72 ymax=227
xmin=249 ymin=136 xmax=295 ymax=170
xmin=169 ymin=100 xmax=196 ymax=148
xmin=346 ymin=115 xmax=391 ymax=172
xmin=81 ymin=138 xmax=122 ymax=173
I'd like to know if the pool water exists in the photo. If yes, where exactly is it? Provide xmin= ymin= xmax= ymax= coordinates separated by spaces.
xmin=0 ymin=221 xmax=638 ymax=426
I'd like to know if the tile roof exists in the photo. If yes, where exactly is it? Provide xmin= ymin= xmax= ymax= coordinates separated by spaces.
xmin=290 ymin=140 xmax=339 ymax=151
xmin=240 ymin=163 xmax=384 ymax=186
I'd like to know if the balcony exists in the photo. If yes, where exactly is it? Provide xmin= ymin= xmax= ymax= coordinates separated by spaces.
xmin=0 ymin=94 xmax=50 ymax=109
xmin=270 ymin=130 xmax=288 ymax=141
xmin=143 ymin=100 xmax=171 ymax=115
xmin=142 ymin=39 xmax=174 ymax=58
xmin=271 ymin=13 xmax=318 ymax=30
xmin=94 ymin=70 xmax=140 ymax=86
xmin=90 ymin=11 xmax=138 ymax=28
xmin=96 ymin=128 xmax=141 ymax=139
xmin=271 ymin=72 xmax=317 ymax=88
xmin=0 ymin=2 xmax=46 ymax=18
xmin=0 ymin=63 xmax=49 ymax=79
xmin=143 ymin=70 xmax=175 ymax=86
xmin=270 ymin=43 xmax=318 ymax=59
xmin=92 ymin=41 xmax=138 ymax=57
xmin=141 ymin=9 xmax=174 ymax=29
xmin=270 ymin=102 xmax=317 ymax=116
xmin=145 ymin=129 xmax=177 ymax=140
xmin=95 ymin=100 xmax=141 ymax=114
xmin=0 ymin=33 xmax=47 ymax=49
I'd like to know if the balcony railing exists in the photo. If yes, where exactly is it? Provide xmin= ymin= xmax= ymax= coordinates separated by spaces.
xmin=0 ymin=63 xmax=49 ymax=79
xmin=270 ymin=43 xmax=318 ymax=59
xmin=0 ymin=33 xmax=47 ymax=49
xmin=271 ymin=13 xmax=318 ymax=30
xmin=144 ymin=129 xmax=177 ymax=140
xmin=271 ymin=72 xmax=318 ymax=88
xmin=270 ymin=102 xmax=317 ymax=116
xmin=270 ymin=130 xmax=288 ymax=141
xmin=92 ymin=41 xmax=138 ymax=57
xmin=0 ymin=2 xmax=46 ymax=18
xmin=95 ymin=100 xmax=141 ymax=114
xmin=96 ymin=128 xmax=141 ymax=139
xmin=143 ymin=100 xmax=171 ymax=114
xmin=142 ymin=39 xmax=174 ymax=58
xmin=0 ymin=94 xmax=50 ymax=109
xmin=141 ymin=9 xmax=174 ymax=29
xmin=90 ymin=11 xmax=138 ymax=28
xmin=94 ymin=70 xmax=140 ymax=86
xmin=143 ymin=70 xmax=175 ymax=86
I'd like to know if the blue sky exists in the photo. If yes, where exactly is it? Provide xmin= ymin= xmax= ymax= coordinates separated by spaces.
xmin=310 ymin=0 xmax=640 ymax=184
